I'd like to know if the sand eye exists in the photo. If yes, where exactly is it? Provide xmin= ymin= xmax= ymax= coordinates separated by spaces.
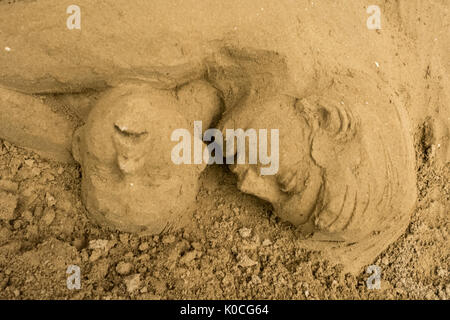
xmin=276 ymin=169 xmax=298 ymax=193
xmin=114 ymin=124 xmax=148 ymax=139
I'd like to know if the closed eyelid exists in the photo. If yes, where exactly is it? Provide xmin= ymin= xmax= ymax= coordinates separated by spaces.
xmin=276 ymin=170 xmax=298 ymax=193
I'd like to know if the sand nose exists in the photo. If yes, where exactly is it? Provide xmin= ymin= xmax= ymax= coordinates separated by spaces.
xmin=237 ymin=167 xmax=283 ymax=204
xmin=113 ymin=124 xmax=150 ymax=174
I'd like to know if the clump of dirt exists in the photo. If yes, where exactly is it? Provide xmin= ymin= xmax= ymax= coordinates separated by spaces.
xmin=0 ymin=127 xmax=448 ymax=299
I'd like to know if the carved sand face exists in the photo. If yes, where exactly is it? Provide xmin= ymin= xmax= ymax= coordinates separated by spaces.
xmin=220 ymin=76 xmax=417 ymax=248
xmin=72 ymin=84 xmax=205 ymax=234
xmin=220 ymin=95 xmax=322 ymax=227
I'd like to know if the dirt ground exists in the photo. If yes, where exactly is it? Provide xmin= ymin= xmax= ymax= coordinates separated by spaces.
xmin=0 ymin=131 xmax=448 ymax=299
xmin=0 ymin=0 xmax=449 ymax=300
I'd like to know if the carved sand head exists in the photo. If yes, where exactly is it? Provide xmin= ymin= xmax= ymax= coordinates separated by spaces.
xmin=72 ymin=83 xmax=206 ymax=234
xmin=221 ymin=94 xmax=320 ymax=227
xmin=220 ymin=76 xmax=417 ymax=254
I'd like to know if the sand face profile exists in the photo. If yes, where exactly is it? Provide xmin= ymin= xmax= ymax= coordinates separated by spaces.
xmin=0 ymin=0 xmax=448 ymax=298
xmin=214 ymin=70 xmax=418 ymax=272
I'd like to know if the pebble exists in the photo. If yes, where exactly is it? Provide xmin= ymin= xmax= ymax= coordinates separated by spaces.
xmin=180 ymin=250 xmax=202 ymax=265
xmin=24 ymin=159 xmax=35 ymax=167
xmin=239 ymin=227 xmax=252 ymax=238
xmin=251 ymin=275 xmax=262 ymax=285
xmin=191 ymin=242 xmax=202 ymax=250
xmin=437 ymin=268 xmax=447 ymax=277
xmin=116 ymin=262 xmax=133 ymax=275
xmin=89 ymin=249 xmax=102 ymax=262
xmin=89 ymin=239 xmax=110 ymax=252
xmin=137 ymin=254 xmax=150 ymax=261
xmin=41 ymin=172 xmax=55 ymax=182
xmin=138 ymin=242 xmax=149 ymax=251
xmin=163 ymin=234 xmax=176 ymax=244
xmin=124 ymin=274 xmax=141 ymax=293
xmin=13 ymin=220 xmax=22 ymax=230
xmin=237 ymin=254 xmax=258 ymax=268
xmin=140 ymin=286 xmax=148 ymax=294
xmin=45 ymin=193 xmax=57 ymax=207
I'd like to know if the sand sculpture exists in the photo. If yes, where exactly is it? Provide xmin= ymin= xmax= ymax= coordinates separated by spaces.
xmin=0 ymin=0 xmax=431 ymax=273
